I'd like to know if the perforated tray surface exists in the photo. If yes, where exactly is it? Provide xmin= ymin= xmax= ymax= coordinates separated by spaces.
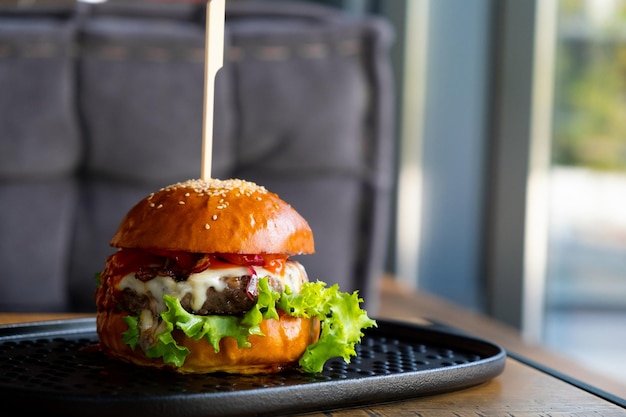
xmin=0 ymin=318 xmax=505 ymax=416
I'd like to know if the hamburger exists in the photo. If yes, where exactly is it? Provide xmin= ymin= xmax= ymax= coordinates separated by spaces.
xmin=95 ymin=178 xmax=376 ymax=374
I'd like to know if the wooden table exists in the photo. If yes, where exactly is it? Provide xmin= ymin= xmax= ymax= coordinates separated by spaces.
xmin=1 ymin=277 xmax=624 ymax=415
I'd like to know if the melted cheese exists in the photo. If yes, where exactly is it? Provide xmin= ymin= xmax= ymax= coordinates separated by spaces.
xmin=117 ymin=261 xmax=307 ymax=313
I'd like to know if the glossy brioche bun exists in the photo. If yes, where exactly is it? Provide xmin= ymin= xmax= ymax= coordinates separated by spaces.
xmin=110 ymin=178 xmax=315 ymax=255
xmin=97 ymin=310 xmax=321 ymax=374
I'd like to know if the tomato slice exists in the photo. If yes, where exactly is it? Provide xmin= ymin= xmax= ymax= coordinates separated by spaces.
xmin=217 ymin=253 xmax=288 ymax=275
xmin=218 ymin=253 xmax=288 ymax=265
xmin=218 ymin=253 xmax=265 ymax=266
xmin=107 ymin=249 xmax=289 ymax=278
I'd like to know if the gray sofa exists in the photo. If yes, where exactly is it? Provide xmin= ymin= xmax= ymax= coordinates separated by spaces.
xmin=0 ymin=0 xmax=395 ymax=313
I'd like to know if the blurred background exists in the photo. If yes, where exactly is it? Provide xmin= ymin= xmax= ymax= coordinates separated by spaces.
xmin=318 ymin=0 xmax=626 ymax=392
xmin=1 ymin=0 xmax=625 ymax=394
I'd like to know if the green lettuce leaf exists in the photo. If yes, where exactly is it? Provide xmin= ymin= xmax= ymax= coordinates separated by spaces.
xmin=279 ymin=282 xmax=377 ymax=373
xmin=121 ymin=277 xmax=376 ymax=373
xmin=122 ymin=315 xmax=140 ymax=349
xmin=145 ymin=318 xmax=189 ymax=366
xmin=94 ymin=272 xmax=102 ymax=288
xmin=122 ymin=312 xmax=190 ymax=366
xmin=161 ymin=295 xmax=262 ymax=351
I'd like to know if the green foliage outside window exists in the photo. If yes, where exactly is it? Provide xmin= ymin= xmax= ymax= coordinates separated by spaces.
xmin=553 ymin=0 xmax=626 ymax=171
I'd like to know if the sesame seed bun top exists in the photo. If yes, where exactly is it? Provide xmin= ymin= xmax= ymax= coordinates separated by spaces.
xmin=109 ymin=178 xmax=315 ymax=255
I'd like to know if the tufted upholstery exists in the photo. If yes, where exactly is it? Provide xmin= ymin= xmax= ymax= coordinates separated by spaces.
xmin=0 ymin=0 xmax=394 ymax=313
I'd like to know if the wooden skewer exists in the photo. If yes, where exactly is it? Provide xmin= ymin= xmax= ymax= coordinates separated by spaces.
xmin=201 ymin=0 xmax=225 ymax=181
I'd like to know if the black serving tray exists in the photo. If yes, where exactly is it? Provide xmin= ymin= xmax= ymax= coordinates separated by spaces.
xmin=0 ymin=318 xmax=505 ymax=416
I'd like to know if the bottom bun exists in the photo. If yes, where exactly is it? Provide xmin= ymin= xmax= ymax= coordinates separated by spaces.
xmin=96 ymin=310 xmax=320 ymax=374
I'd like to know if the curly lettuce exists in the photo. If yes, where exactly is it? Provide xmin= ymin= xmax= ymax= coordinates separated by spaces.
xmin=122 ymin=277 xmax=376 ymax=373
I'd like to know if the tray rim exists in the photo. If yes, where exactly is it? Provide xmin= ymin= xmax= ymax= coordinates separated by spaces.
xmin=0 ymin=317 xmax=507 ymax=417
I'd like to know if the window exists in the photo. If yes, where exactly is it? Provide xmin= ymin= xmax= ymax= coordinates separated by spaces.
xmin=385 ymin=0 xmax=626 ymax=392
xmin=543 ymin=0 xmax=626 ymax=388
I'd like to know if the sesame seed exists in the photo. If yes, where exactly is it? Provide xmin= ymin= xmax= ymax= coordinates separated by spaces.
xmin=179 ymin=201 xmax=185 ymax=205
xmin=205 ymin=224 xmax=211 ymax=229
xmin=212 ymin=214 xmax=218 ymax=220
xmin=150 ymin=203 xmax=155 ymax=207
xmin=157 ymin=204 xmax=163 ymax=209
xmin=153 ymin=178 xmax=270 ymax=210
